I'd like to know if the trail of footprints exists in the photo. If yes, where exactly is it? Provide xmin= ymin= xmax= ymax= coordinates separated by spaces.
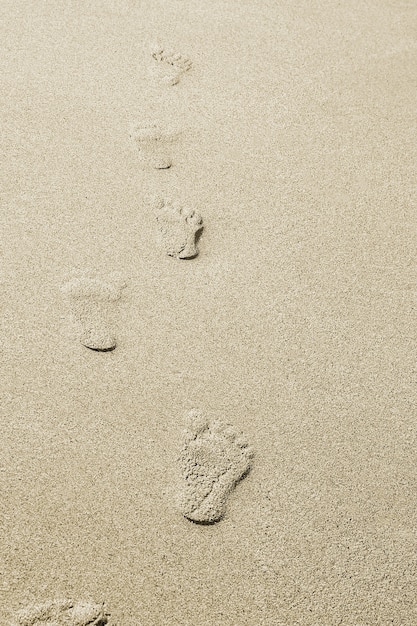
xmin=12 ymin=42 xmax=253 ymax=624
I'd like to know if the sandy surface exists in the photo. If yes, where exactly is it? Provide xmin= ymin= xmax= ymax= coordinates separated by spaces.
xmin=1 ymin=0 xmax=416 ymax=624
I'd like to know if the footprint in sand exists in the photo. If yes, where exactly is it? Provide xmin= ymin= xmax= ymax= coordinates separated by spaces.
xmin=12 ymin=599 xmax=109 ymax=625
xmin=150 ymin=41 xmax=192 ymax=86
xmin=178 ymin=410 xmax=254 ymax=523
xmin=155 ymin=198 xmax=203 ymax=259
xmin=130 ymin=124 xmax=178 ymax=170
xmin=61 ymin=276 xmax=126 ymax=352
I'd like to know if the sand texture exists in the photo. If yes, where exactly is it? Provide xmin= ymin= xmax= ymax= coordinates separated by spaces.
xmin=1 ymin=0 xmax=417 ymax=624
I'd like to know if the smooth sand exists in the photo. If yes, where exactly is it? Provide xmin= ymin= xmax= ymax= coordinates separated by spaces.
xmin=1 ymin=0 xmax=416 ymax=624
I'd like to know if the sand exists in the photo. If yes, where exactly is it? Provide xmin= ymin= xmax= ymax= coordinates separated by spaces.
xmin=1 ymin=0 xmax=416 ymax=624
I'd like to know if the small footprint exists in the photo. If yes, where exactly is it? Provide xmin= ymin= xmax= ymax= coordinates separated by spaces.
xmin=12 ymin=599 xmax=109 ymax=625
xmin=61 ymin=275 xmax=126 ymax=352
xmin=178 ymin=410 xmax=254 ymax=523
xmin=130 ymin=124 xmax=177 ymax=169
xmin=150 ymin=41 xmax=192 ymax=86
xmin=155 ymin=198 xmax=203 ymax=259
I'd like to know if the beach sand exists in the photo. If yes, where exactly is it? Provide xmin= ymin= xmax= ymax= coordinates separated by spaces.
xmin=1 ymin=0 xmax=416 ymax=623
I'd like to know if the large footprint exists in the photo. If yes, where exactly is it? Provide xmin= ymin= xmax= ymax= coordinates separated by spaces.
xmin=178 ymin=410 xmax=254 ymax=523
xmin=61 ymin=276 xmax=126 ymax=352
xmin=150 ymin=41 xmax=192 ymax=86
xmin=156 ymin=198 xmax=203 ymax=259
xmin=12 ymin=599 xmax=109 ymax=625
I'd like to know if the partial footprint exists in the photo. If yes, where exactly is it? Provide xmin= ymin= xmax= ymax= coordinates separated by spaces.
xmin=155 ymin=198 xmax=203 ymax=259
xmin=178 ymin=410 xmax=254 ymax=523
xmin=150 ymin=41 xmax=192 ymax=86
xmin=61 ymin=275 xmax=126 ymax=351
xmin=130 ymin=124 xmax=178 ymax=169
xmin=12 ymin=599 xmax=109 ymax=625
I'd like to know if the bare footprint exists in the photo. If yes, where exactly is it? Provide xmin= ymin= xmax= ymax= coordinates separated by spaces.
xmin=178 ymin=410 xmax=254 ymax=523
xmin=155 ymin=198 xmax=203 ymax=259
xmin=130 ymin=124 xmax=178 ymax=170
xmin=150 ymin=41 xmax=192 ymax=86
xmin=61 ymin=276 xmax=126 ymax=352
xmin=12 ymin=599 xmax=109 ymax=626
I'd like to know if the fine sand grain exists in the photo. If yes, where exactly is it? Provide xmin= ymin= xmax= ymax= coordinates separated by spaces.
xmin=1 ymin=0 xmax=417 ymax=624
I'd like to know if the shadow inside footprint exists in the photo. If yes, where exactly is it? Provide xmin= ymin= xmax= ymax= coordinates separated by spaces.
xmin=87 ymin=344 xmax=117 ymax=353
xmin=186 ymin=518 xmax=218 ymax=526
xmin=180 ymin=224 xmax=204 ymax=260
